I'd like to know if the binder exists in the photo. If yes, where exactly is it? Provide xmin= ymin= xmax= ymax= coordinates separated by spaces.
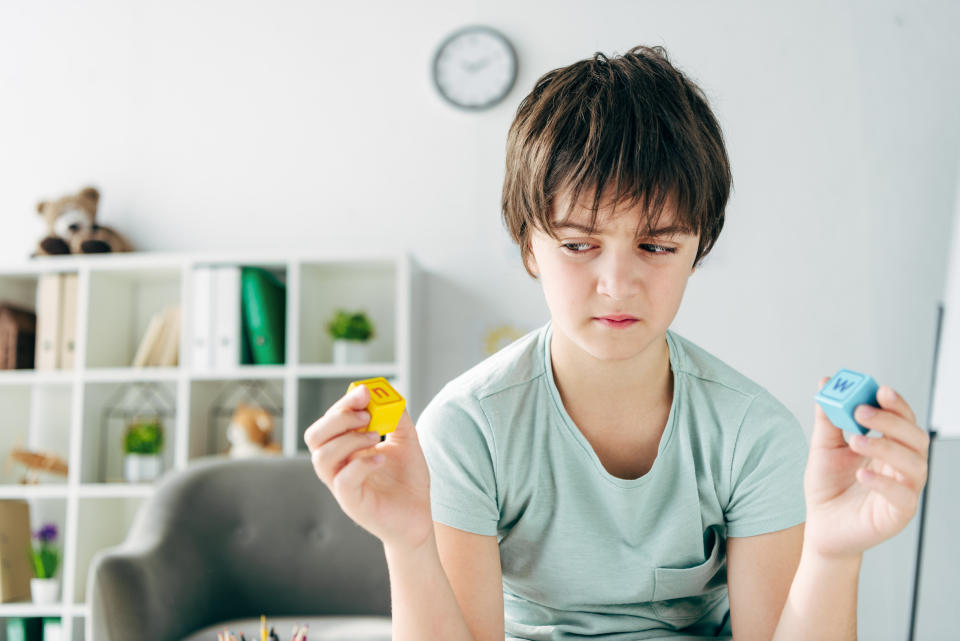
xmin=4 ymin=618 xmax=42 ymax=641
xmin=42 ymin=618 xmax=63 ymax=641
xmin=34 ymin=274 xmax=63 ymax=370
xmin=0 ymin=304 xmax=36 ymax=370
xmin=0 ymin=500 xmax=33 ymax=603
xmin=190 ymin=267 xmax=214 ymax=371
xmin=213 ymin=266 xmax=241 ymax=369
xmin=59 ymin=273 xmax=78 ymax=370
xmin=241 ymin=267 xmax=286 ymax=365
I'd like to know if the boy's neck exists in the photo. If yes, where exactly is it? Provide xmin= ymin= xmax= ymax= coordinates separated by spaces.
xmin=549 ymin=326 xmax=673 ymax=420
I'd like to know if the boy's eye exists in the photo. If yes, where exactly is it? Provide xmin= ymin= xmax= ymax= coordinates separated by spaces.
xmin=559 ymin=242 xmax=677 ymax=255
xmin=641 ymin=244 xmax=676 ymax=255
xmin=560 ymin=242 xmax=593 ymax=253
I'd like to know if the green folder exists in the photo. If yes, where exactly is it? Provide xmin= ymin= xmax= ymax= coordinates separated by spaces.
xmin=240 ymin=267 xmax=286 ymax=365
xmin=5 ymin=617 xmax=42 ymax=641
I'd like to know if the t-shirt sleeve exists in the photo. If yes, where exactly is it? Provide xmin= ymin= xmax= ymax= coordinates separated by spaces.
xmin=416 ymin=386 xmax=500 ymax=537
xmin=724 ymin=390 xmax=808 ymax=538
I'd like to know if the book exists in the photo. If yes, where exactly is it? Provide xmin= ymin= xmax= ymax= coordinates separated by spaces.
xmin=0 ymin=500 xmax=33 ymax=603
xmin=154 ymin=305 xmax=181 ymax=367
xmin=241 ymin=267 xmax=286 ymax=365
xmin=0 ymin=303 xmax=37 ymax=369
xmin=191 ymin=267 xmax=214 ymax=371
xmin=132 ymin=305 xmax=181 ymax=367
xmin=213 ymin=266 xmax=241 ymax=369
xmin=131 ymin=310 xmax=167 ymax=368
xmin=34 ymin=274 xmax=63 ymax=370
xmin=58 ymin=274 xmax=78 ymax=370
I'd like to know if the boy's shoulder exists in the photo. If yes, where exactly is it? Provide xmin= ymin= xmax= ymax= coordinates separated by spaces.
xmin=434 ymin=323 xmax=548 ymax=406
xmin=668 ymin=329 xmax=796 ymax=418
xmin=669 ymin=329 xmax=775 ymax=399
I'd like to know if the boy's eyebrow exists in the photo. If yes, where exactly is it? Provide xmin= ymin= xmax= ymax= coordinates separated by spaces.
xmin=551 ymin=221 xmax=692 ymax=237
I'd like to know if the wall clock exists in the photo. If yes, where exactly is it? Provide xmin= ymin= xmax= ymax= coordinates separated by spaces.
xmin=432 ymin=25 xmax=518 ymax=111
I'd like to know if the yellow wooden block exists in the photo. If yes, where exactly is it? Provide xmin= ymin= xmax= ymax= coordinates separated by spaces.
xmin=347 ymin=377 xmax=405 ymax=436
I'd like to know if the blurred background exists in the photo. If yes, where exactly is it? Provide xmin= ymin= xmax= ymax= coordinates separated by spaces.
xmin=1 ymin=1 xmax=958 ymax=639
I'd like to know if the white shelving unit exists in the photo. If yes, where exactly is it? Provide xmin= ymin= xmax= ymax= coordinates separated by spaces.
xmin=0 ymin=251 xmax=414 ymax=640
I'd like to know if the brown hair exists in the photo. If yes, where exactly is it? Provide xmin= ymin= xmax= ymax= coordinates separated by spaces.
xmin=501 ymin=45 xmax=731 ymax=276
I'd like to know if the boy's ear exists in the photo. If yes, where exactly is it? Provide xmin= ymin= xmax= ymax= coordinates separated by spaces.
xmin=524 ymin=247 xmax=539 ymax=277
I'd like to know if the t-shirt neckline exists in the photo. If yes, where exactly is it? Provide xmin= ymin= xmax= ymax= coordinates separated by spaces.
xmin=541 ymin=321 xmax=681 ymax=489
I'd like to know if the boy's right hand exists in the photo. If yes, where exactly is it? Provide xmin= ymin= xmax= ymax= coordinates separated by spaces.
xmin=304 ymin=383 xmax=433 ymax=552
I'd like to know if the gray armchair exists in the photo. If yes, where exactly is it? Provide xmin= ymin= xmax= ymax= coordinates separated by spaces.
xmin=87 ymin=455 xmax=392 ymax=641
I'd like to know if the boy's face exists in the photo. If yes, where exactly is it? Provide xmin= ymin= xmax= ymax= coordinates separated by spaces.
xmin=526 ymin=188 xmax=700 ymax=364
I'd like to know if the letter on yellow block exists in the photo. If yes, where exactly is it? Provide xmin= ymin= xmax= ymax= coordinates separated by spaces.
xmin=347 ymin=377 xmax=406 ymax=436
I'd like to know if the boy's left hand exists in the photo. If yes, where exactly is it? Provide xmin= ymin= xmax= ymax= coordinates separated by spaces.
xmin=802 ymin=377 xmax=930 ymax=560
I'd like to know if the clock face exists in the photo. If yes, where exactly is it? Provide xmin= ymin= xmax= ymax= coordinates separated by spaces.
xmin=432 ymin=26 xmax=517 ymax=110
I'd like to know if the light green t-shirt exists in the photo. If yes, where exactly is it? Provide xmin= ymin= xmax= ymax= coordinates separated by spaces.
xmin=417 ymin=321 xmax=808 ymax=641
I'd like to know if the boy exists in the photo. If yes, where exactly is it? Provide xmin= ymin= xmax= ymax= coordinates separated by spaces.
xmin=304 ymin=45 xmax=929 ymax=640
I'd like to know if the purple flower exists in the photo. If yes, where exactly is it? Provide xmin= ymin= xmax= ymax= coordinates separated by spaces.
xmin=34 ymin=523 xmax=58 ymax=543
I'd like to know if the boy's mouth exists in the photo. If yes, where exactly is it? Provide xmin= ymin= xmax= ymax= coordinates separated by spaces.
xmin=594 ymin=315 xmax=639 ymax=328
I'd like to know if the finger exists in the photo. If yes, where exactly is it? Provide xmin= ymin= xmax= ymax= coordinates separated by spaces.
xmin=386 ymin=408 xmax=417 ymax=440
xmin=853 ymin=393 xmax=929 ymax=457
xmin=304 ymin=408 xmax=372 ymax=451
xmin=311 ymin=430 xmax=381 ymax=486
xmin=304 ymin=385 xmax=372 ymax=450
xmin=331 ymin=450 xmax=387 ymax=501
xmin=849 ymin=433 xmax=928 ymax=492
xmin=812 ymin=376 xmax=849 ymax=449
xmin=856 ymin=466 xmax=919 ymax=515
xmin=877 ymin=384 xmax=917 ymax=426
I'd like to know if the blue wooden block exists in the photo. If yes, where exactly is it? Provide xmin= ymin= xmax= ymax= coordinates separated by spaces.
xmin=815 ymin=369 xmax=880 ymax=435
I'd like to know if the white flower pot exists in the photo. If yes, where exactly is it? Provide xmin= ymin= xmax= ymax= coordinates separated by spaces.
xmin=333 ymin=339 xmax=368 ymax=365
xmin=30 ymin=577 xmax=59 ymax=604
xmin=123 ymin=453 xmax=163 ymax=482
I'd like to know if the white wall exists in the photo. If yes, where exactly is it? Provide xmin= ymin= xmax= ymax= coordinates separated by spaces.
xmin=2 ymin=1 xmax=959 ymax=638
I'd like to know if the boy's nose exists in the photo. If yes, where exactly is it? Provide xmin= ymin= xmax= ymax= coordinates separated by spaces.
xmin=595 ymin=253 xmax=640 ymax=300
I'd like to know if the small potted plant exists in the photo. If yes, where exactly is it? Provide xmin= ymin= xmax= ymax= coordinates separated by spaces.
xmin=28 ymin=523 xmax=60 ymax=604
xmin=327 ymin=309 xmax=374 ymax=365
xmin=122 ymin=417 xmax=164 ymax=482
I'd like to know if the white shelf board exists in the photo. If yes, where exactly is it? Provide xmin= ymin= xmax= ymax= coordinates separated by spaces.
xmin=83 ymin=367 xmax=181 ymax=383
xmin=295 ymin=363 xmax=398 ymax=379
xmin=189 ymin=365 xmax=287 ymax=380
xmin=0 ymin=602 xmax=70 ymax=617
xmin=76 ymin=483 xmax=156 ymax=499
xmin=0 ymin=250 xmax=409 ymax=273
xmin=0 ymin=370 xmax=75 ymax=386
xmin=0 ymin=484 xmax=69 ymax=499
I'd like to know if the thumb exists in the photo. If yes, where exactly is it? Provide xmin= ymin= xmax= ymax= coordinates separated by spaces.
xmin=342 ymin=383 xmax=371 ymax=411
xmin=811 ymin=375 xmax=848 ymax=449
xmin=390 ymin=408 xmax=418 ymax=440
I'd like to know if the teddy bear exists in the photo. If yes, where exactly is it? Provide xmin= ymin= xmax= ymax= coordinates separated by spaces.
xmin=226 ymin=403 xmax=282 ymax=458
xmin=34 ymin=186 xmax=134 ymax=257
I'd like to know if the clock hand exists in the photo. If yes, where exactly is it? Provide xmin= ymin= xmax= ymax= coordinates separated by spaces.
xmin=462 ymin=56 xmax=493 ymax=73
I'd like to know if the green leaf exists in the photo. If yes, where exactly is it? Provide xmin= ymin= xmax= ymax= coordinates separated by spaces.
xmin=124 ymin=419 xmax=164 ymax=454
xmin=326 ymin=309 xmax=374 ymax=341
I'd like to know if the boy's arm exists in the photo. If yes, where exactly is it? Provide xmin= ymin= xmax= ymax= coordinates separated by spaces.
xmin=728 ymin=525 xmax=860 ymax=641
xmin=771 ymin=545 xmax=860 ymax=641
xmin=385 ymin=523 xmax=504 ymax=641
xmin=726 ymin=524 xmax=804 ymax=641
